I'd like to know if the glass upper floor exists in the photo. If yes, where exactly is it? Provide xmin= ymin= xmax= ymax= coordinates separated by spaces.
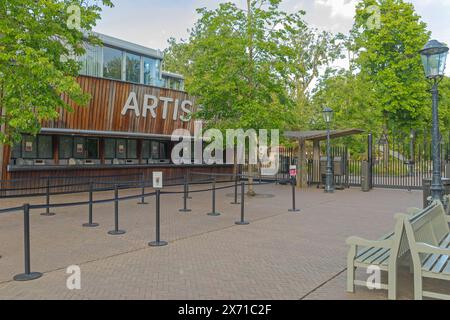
xmin=78 ymin=33 xmax=185 ymax=91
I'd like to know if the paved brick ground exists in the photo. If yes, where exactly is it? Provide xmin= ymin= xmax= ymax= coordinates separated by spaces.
xmin=0 ymin=182 xmax=448 ymax=300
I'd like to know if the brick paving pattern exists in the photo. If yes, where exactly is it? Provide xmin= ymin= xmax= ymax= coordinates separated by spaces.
xmin=0 ymin=182 xmax=448 ymax=300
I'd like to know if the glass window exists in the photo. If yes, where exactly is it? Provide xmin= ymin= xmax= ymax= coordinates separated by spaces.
xmin=22 ymin=136 xmax=37 ymax=159
xmin=104 ymin=139 xmax=116 ymax=159
xmin=103 ymin=46 xmax=123 ymax=80
xmin=127 ymin=140 xmax=137 ymax=159
xmin=144 ymin=57 xmax=160 ymax=86
xmin=125 ymin=52 xmax=141 ymax=83
xmin=79 ymin=43 xmax=102 ymax=77
xmin=116 ymin=139 xmax=127 ymax=159
xmin=73 ymin=137 xmax=86 ymax=159
xmin=142 ymin=140 xmax=150 ymax=159
xmin=11 ymin=142 xmax=22 ymax=159
xmin=151 ymin=141 xmax=160 ymax=159
xmin=159 ymin=142 xmax=167 ymax=159
xmin=59 ymin=136 xmax=73 ymax=159
xmin=37 ymin=135 xmax=53 ymax=159
xmin=86 ymin=138 xmax=99 ymax=159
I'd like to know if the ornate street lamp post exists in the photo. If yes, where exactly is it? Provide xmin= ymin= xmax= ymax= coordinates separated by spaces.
xmin=323 ymin=107 xmax=334 ymax=193
xmin=420 ymin=40 xmax=449 ymax=201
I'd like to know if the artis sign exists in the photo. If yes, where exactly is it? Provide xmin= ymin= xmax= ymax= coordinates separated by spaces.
xmin=121 ymin=92 xmax=193 ymax=122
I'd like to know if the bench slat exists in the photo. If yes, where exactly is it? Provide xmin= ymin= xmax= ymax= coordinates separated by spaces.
xmin=370 ymin=249 xmax=390 ymax=265
xmin=356 ymin=247 xmax=384 ymax=263
xmin=431 ymin=255 xmax=449 ymax=273
xmin=444 ymin=261 xmax=450 ymax=275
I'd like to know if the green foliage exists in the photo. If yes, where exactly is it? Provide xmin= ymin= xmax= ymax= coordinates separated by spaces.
xmin=0 ymin=0 xmax=113 ymax=144
xmin=163 ymin=1 xmax=343 ymax=136
xmin=350 ymin=0 xmax=430 ymax=130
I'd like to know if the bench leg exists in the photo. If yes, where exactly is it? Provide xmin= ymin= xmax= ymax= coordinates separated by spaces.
xmin=414 ymin=272 xmax=423 ymax=300
xmin=388 ymin=262 xmax=397 ymax=300
xmin=347 ymin=246 xmax=357 ymax=293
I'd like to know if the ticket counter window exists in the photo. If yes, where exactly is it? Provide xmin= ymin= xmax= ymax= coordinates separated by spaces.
xmin=86 ymin=139 xmax=99 ymax=159
xmin=14 ymin=135 xmax=53 ymax=160
xmin=59 ymin=136 xmax=74 ymax=159
xmin=104 ymin=139 xmax=116 ymax=159
xmin=73 ymin=137 xmax=86 ymax=159
xmin=116 ymin=139 xmax=127 ymax=159
xmin=151 ymin=141 xmax=160 ymax=159
xmin=127 ymin=140 xmax=137 ymax=159
xmin=142 ymin=140 xmax=151 ymax=159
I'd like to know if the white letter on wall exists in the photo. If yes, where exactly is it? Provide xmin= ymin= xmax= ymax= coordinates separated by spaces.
xmin=160 ymin=97 xmax=174 ymax=120
xmin=121 ymin=92 xmax=140 ymax=117
xmin=142 ymin=95 xmax=158 ymax=118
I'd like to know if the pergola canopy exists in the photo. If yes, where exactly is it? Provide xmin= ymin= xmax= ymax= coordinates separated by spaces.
xmin=284 ymin=129 xmax=365 ymax=142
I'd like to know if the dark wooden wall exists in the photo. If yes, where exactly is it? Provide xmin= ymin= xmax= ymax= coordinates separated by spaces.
xmin=42 ymin=75 xmax=196 ymax=135
xmin=1 ymin=76 xmax=200 ymax=180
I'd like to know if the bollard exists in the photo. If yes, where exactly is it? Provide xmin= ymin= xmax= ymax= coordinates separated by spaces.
xmin=179 ymin=177 xmax=192 ymax=212
xmin=207 ymin=177 xmax=221 ymax=216
xmin=235 ymin=182 xmax=249 ymax=225
xmin=288 ymin=177 xmax=300 ymax=212
xmin=83 ymin=181 xmax=99 ymax=228
xmin=230 ymin=174 xmax=240 ymax=205
xmin=138 ymin=173 xmax=148 ymax=205
xmin=108 ymin=184 xmax=126 ymax=235
xmin=149 ymin=189 xmax=168 ymax=247
xmin=14 ymin=204 xmax=43 ymax=281
xmin=40 ymin=178 xmax=55 ymax=216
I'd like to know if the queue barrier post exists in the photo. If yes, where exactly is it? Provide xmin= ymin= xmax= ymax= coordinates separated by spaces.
xmin=207 ymin=177 xmax=221 ymax=216
xmin=179 ymin=175 xmax=192 ymax=213
xmin=138 ymin=173 xmax=148 ymax=205
xmin=40 ymin=177 xmax=56 ymax=217
xmin=236 ymin=182 xmax=250 ymax=225
xmin=231 ymin=173 xmax=240 ymax=205
xmin=83 ymin=181 xmax=99 ymax=228
xmin=288 ymin=177 xmax=300 ymax=212
xmin=149 ymin=189 xmax=168 ymax=247
xmin=108 ymin=184 xmax=126 ymax=235
xmin=14 ymin=204 xmax=43 ymax=281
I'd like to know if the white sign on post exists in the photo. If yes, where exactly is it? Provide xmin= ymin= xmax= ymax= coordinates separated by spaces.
xmin=153 ymin=172 xmax=163 ymax=189
xmin=289 ymin=165 xmax=297 ymax=177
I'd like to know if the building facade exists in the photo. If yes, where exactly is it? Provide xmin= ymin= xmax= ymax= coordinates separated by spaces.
xmin=0 ymin=33 xmax=231 ymax=183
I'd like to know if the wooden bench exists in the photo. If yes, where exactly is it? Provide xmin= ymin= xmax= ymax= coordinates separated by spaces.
xmin=399 ymin=201 xmax=450 ymax=300
xmin=346 ymin=217 xmax=404 ymax=300
xmin=346 ymin=203 xmax=441 ymax=300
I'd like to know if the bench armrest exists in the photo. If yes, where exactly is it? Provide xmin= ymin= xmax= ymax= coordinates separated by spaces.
xmin=416 ymin=243 xmax=450 ymax=256
xmin=346 ymin=236 xmax=393 ymax=249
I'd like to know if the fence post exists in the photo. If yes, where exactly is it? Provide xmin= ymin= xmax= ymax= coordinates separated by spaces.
xmin=149 ymin=189 xmax=168 ymax=247
xmin=230 ymin=173 xmax=240 ymax=205
xmin=368 ymin=133 xmax=374 ymax=190
xmin=138 ymin=173 xmax=148 ymax=205
xmin=289 ymin=177 xmax=300 ymax=212
xmin=235 ymin=182 xmax=249 ymax=225
xmin=40 ymin=177 xmax=55 ymax=217
xmin=179 ymin=175 xmax=192 ymax=213
xmin=14 ymin=204 xmax=43 ymax=281
xmin=83 ymin=181 xmax=99 ymax=228
xmin=207 ymin=177 xmax=221 ymax=216
xmin=108 ymin=184 xmax=126 ymax=235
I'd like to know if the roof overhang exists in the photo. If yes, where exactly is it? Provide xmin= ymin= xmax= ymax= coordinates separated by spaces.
xmin=39 ymin=128 xmax=193 ymax=141
xmin=285 ymin=129 xmax=365 ymax=142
